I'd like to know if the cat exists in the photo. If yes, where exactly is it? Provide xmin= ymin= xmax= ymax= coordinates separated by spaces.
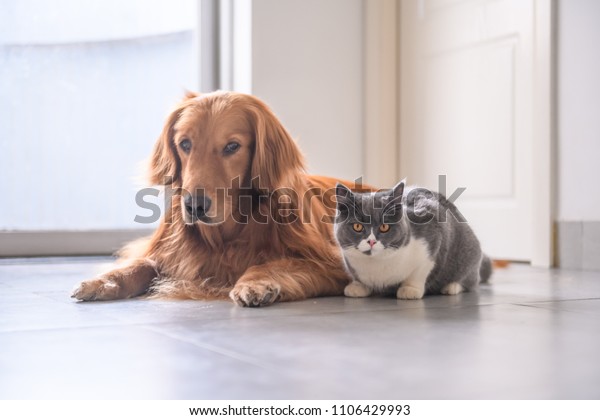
xmin=334 ymin=180 xmax=492 ymax=300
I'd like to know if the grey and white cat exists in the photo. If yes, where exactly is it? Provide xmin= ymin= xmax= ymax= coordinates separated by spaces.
xmin=334 ymin=181 xmax=492 ymax=300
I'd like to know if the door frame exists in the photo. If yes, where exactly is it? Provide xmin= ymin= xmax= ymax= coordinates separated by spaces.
xmin=364 ymin=0 xmax=555 ymax=267
xmin=363 ymin=0 xmax=399 ymax=188
xmin=531 ymin=0 xmax=555 ymax=267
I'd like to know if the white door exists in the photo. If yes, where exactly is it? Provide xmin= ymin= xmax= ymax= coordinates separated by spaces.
xmin=399 ymin=0 xmax=534 ymax=261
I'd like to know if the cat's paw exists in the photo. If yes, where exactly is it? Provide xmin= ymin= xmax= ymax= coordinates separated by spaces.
xmin=396 ymin=285 xmax=424 ymax=300
xmin=344 ymin=281 xmax=372 ymax=298
xmin=229 ymin=280 xmax=281 ymax=307
xmin=441 ymin=282 xmax=464 ymax=295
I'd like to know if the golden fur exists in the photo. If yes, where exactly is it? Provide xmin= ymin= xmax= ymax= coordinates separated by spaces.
xmin=72 ymin=91 xmax=370 ymax=306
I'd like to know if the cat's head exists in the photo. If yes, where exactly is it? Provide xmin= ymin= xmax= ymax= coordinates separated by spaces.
xmin=334 ymin=181 xmax=409 ymax=256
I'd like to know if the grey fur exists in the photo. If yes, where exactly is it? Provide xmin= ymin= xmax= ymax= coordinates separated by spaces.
xmin=334 ymin=181 xmax=492 ymax=296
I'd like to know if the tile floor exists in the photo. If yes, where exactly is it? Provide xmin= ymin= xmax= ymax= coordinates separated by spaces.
xmin=0 ymin=257 xmax=599 ymax=400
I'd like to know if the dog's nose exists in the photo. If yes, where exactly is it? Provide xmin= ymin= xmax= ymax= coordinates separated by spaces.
xmin=184 ymin=194 xmax=212 ymax=218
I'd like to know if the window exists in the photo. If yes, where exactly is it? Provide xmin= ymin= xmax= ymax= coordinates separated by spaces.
xmin=0 ymin=0 xmax=201 ymax=254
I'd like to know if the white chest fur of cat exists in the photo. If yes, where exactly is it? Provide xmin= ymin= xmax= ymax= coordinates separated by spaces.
xmin=343 ymin=232 xmax=436 ymax=300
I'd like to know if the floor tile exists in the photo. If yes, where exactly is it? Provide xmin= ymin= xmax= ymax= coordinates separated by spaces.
xmin=146 ymin=303 xmax=600 ymax=399
xmin=1 ymin=257 xmax=599 ymax=399
xmin=0 ymin=325 xmax=287 ymax=399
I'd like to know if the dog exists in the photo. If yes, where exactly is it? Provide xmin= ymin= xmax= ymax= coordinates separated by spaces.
xmin=71 ymin=91 xmax=370 ymax=307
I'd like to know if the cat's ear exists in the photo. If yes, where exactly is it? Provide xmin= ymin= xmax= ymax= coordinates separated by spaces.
xmin=335 ymin=183 xmax=354 ymax=214
xmin=391 ymin=179 xmax=406 ymax=198
xmin=383 ymin=179 xmax=405 ymax=223
xmin=335 ymin=183 xmax=353 ymax=202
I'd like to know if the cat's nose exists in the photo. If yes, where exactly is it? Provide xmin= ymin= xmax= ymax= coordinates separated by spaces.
xmin=368 ymin=239 xmax=377 ymax=247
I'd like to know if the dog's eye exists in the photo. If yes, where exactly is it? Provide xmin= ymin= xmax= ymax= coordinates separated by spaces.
xmin=223 ymin=141 xmax=240 ymax=155
xmin=179 ymin=139 xmax=192 ymax=154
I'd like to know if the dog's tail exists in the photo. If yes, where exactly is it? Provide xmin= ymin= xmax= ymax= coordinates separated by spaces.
xmin=479 ymin=254 xmax=493 ymax=284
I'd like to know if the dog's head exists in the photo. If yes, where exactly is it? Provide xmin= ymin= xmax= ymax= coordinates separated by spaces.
xmin=149 ymin=91 xmax=305 ymax=225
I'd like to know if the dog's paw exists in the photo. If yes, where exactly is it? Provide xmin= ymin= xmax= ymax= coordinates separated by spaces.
xmin=396 ymin=285 xmax=424 ymax=300
xmin=344 ymin=281 xmax=372 ymax=298
xmin=229 ymin=280 xmax=281 ymax=307
xmin=71 ymin=277 xmax=121 ymax=301
xmin=440 ymin=282 xmax=464 ymax=295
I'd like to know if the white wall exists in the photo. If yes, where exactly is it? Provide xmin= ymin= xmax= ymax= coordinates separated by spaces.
xmin=558 ymin=0 xmax=600 ymax=221
xmin=251 ymin=0 xmax=364 ymax=181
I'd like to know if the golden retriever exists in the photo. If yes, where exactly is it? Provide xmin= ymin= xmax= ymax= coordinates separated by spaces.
xmin=71 ymin=91 xmax=369 ymax=306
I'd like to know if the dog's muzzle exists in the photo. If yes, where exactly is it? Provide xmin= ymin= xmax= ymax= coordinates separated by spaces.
xmin=184 ymin=193 xmax=212 ymax=221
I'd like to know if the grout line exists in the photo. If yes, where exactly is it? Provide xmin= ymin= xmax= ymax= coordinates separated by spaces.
xmin=510 ymin=297 xmax=600 ymax=305
xmin=509 ymin=303 xmax=584 ymax=315
xmin=510 ymin=298 xmax=600 ymax=314
xmin=1 ymin=297 xmax=599 ymax=334
xmin=0 ymin=321 xmax=276 ymax=372
xmin=140 ymin=324 xmax=278 ymax=371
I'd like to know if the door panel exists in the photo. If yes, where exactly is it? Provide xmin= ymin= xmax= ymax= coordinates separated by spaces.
xmin=400 ymin=0 xmax=533 ymax=260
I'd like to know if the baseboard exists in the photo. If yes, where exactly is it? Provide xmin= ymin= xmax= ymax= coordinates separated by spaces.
xmin=556 ymin=221 xmax=600 ymax=270
xmin=0 ymin=229 xmax=154 ymax=257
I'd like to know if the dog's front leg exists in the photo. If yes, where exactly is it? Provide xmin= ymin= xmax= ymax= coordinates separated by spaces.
xmin=229 ymin=259 xmax=350 ymax=307
xmin=71 ymin=259 xmax=158 ymax=301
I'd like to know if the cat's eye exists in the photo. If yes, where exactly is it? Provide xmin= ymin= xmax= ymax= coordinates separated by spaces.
xmin=352 ymin=223 xmax=364 ymax=232
xmin=379 ymin=224 xmax=390 ymax=233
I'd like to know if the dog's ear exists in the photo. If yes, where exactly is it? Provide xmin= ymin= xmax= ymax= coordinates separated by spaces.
xmin=183 ymin=90 xmax=199 ymax=100
xmin=149 ymin=92 xmax=202 ymax=185
xmin=248 ymin=100 xmax=305 ymax=192
xmin=148 ymin=104 xmax=186 ymax=185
